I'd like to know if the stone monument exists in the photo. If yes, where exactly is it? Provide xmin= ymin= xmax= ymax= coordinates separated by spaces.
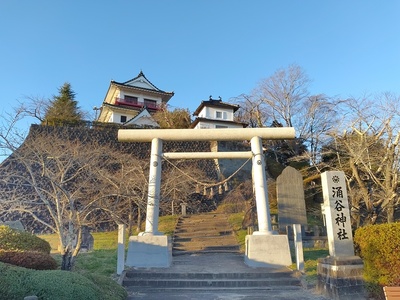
xmin=317 ymin=171 xmax=365 ymax=299
xmin=277 ymin=166 xmax=307 ymax=232
xmin=80 ymin=226 xmax=94 ymax=252
xmin=0 ymin=220 xmax=25 ymax=231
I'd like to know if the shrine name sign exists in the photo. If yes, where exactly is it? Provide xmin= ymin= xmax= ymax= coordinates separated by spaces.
xmin=321 ymin=171 xmax=355 ymax=257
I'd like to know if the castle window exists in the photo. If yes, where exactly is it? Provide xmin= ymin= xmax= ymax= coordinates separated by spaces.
xmin=216 ymin=111 xmax=222 ymax=118
xmin=124 ymin=96 xmax=138 ymax=104
xmin=120 ymin=115 xmax=127 ymax=123
xmin=144 ymin=99 xmax=157 ymax=109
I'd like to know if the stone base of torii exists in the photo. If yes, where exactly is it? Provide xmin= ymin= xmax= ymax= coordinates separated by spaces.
xmin=118 ymin=128 xmax=295 ymax=268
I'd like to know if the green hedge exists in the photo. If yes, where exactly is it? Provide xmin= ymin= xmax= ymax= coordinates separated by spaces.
xmin=354 ymin=223 xmax=400 ymax=286
xmin=0 ymin=250 xmax=57 ymax=270
xmin=0 ymin=262 xmax=127 ymax=300
xmin=0 ymin=225 xmax=51 ymax=253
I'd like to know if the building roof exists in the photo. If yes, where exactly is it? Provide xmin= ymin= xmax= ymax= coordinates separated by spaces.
xmin=190 ymin=117 xmax=248 ymax=129
xmin=124 ymin=108 xmax=159 ymax=128
xmin=192 ymin=97 xmax=240 ymax=116
xmin=111 ymin=71 xmax=174 ymax=99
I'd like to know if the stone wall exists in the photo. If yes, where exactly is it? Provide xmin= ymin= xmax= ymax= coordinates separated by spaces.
xmin=211 ymin=141 xmax=252 ymax=180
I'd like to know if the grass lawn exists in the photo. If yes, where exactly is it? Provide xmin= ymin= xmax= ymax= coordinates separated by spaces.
xmin=38 ymin=215 xmax=179 ymax=276
xmin=227 ymin=212 xmax=248 ymax=252
xmin=292 ymin=248 xmax=329 ymax=285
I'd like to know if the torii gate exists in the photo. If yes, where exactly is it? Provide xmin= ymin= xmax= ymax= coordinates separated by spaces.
xmin=118 ymin=127 xmax=295 ymax=268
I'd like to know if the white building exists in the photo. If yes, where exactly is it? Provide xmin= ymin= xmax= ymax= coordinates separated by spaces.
xmin=96 ymin=71 xmax=174 ymax=127
xmin=190 ymin=97 xmax=247 ymax=129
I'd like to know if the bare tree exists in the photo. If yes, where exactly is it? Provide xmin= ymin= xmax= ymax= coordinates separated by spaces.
xmin=230 ymin=94 xmax=268 ymax=128
xmin=233 ymin=65 xmax=340 ymax=169
xmin=254 ymin=64 xmax=310 ymax=128
xmin=160 ymin=160 xmax=213 ymax=214
xmin=297 ymin=94 xmax=342 ymax=166
xmin=323 ymin=93 xmax=400 ymax=225
xmin=94 ymin=152 xmax=149 ymax=235
xmin=0 ymin=124 xmax=148 ymax=270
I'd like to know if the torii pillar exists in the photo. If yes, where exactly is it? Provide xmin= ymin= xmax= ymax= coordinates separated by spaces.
xmin=118 ymin=128 xmax=295 ymax=268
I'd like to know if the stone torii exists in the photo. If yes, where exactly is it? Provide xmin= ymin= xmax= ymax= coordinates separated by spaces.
xmin=118 ymin=127 xmax=295 ymax=268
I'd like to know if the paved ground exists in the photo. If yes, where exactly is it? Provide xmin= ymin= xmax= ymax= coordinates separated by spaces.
xmin=128 ymin=290 xmax=327 ymax=300
xmin=125 ymin=253 xmax=328 ymax=299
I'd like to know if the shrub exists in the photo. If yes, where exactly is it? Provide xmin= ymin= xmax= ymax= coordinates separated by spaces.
xmin=0 ymin=261 xmax=127 ymax=300
xmin=0 ymin=225 xmax=51 ymax=253
xmin=354 ymin=223 xmax=400 ymax=287
xmin=0 ymin=250 xmax=57 ymax=270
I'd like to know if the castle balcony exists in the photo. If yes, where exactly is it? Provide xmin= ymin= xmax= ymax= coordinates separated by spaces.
xmin=115 ymin=98 xmax=160 ymax=110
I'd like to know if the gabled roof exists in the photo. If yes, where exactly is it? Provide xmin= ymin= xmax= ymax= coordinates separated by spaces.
xmin=111 ymin=71 xmax=174 ymax=98
xmin=193 ymin=97 xmax=240 ymax=116
xmin=124 ymin=108 xmax=159 ymax=128
xmin=190 ymin=117 xmax=248 ymax=129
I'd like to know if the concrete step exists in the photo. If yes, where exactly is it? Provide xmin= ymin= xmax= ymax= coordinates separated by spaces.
xmin=172 ymin=213 xmax=240 ymax=255
xmin=173 ymin=244 xmax=239 ymax=250
xmin=124 ymin=275 xmax=302 ymax=298
xmin=126 ymin=288 xmax=322 ymax=300
xmin=173 ymin=235 xmax=237 ymax=242
xmin=173 ymin=232 xmax=233 ymax=241
xmin=174 ymin=229 xmax=233 ymax=235
xmin=124 ymin=279 xmax=301 ymax=289
xmin=173 ymin=246 xmax=240 ymax=254
xmin=122 ymin=253 xmax=320 ymax=300
xmin=172 ymin=238 xmax=238 ymax=247
xmin=124 ymin=272 xmax=301 ymax=290
xmin=172 ymin=248 xmax=239 ymax=257
xmin=125 ymin=271 xmax=295 ymax=280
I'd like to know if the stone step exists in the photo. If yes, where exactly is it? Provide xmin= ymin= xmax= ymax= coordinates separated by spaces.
xmin=176 ymin=217 xmax=228 ymax=223
xmin=173 ymin=231 xmax=233 ymax=240
xmin=125 ymin=286 xmax=325 ymax=300
xmin=171 ymin=248 xmax=241 ymax=255
xmin=171 ymin=248 xmax=241 ymax=254
xmin=173 ymin=245 xmax=239 ymax=250
xmin=123 ymin=253 xmax=311 ymax=299
xmin=172 ymin=242 xmax=239 ymax=247
xmin=175 ymin=224 xmax=232 ymax=230
xmin=125 ymin=271 xmax=296 ymax=280
xmin=173 ymin=237 xmax=236 ymax=244
xmin=127 ymin=286 xmax=302 ymax=292
xmin=124 ymin=279 xmax=301 ymax=289
xmin=175 ymin=215 xmax=228 ymax=224
xmin=172 ymin=213 xmax=240 ymax=255
xmin=172 ymin=243 xmax=239 ymax=250
xmin=174 ymin=228 xmax=233 ymax=235
xmin=172 ymin=240 xmax=240 ymax=246
xmin=124 ymin=274 xmax=301 ymax=289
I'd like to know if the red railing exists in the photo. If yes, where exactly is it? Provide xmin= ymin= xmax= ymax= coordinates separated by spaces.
xmin=115 ymin=98 xmax=160 ymax=110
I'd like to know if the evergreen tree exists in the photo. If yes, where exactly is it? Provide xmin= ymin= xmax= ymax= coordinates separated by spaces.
xmin=44 ymin=83 xmax=83 ymax=125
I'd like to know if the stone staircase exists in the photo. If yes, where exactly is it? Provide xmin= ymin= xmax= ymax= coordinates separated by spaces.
xmin=172 ymin=213 xmax=240 ymax=255
xmin=122 ymin=213 xmax=322 ymax=299
xmin=123 ymin=264 xmax=303 ymax=299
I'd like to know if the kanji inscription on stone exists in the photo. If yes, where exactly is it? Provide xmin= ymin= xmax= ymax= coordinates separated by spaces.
xmin=321 ymin=171 xmax=354 ymax=257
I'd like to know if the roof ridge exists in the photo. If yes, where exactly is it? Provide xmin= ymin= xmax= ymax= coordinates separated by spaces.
xmin=121 ymin=71 xmax=162 ymax=92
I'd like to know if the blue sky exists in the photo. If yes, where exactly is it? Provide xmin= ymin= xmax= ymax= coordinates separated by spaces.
xmin=1 ymin=1 xmax=399 ymax=132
